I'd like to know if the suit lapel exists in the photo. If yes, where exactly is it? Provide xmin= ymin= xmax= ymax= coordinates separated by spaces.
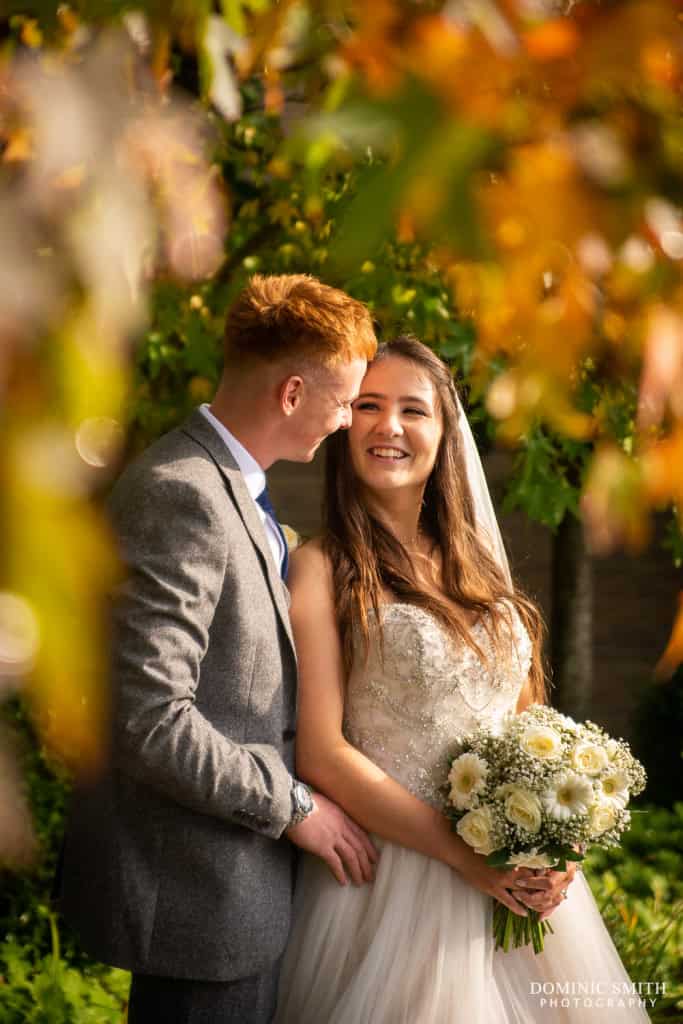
xmin=180 ymin=409 xmax=296 ymax=657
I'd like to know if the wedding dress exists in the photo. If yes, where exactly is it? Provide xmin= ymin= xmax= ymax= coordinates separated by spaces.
xmin=275 ymin=602 xmax=651 ymax=1023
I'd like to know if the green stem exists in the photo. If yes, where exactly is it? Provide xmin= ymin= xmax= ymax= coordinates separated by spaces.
xmin=49 ymin=911 xmax=61 ymax=970
xmin=503 ymin=907 xmax=515 ymax=952
xmin=493 ymin=902 xmax=554 ymax=955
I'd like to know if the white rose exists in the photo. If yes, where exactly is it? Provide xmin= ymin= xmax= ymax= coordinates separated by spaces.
xmin=448 ymin=753 xmax=489 ymax=810
xmin=508 ymin=849 xmax=556 ymax=870
xmin=589 ymin=801 xmax=618 ymax=836
xmin=605 ymin=739 xmax=620 ymax=761
xmin=571 ymin=742 xmax=609 ymax=776
xmin=520 ymin=725 xmax=562 ymax=760
xmin=502 ymin=786 xmax=542 ymax=834
xmin=456 ymin=805 xmax=497 ymax=856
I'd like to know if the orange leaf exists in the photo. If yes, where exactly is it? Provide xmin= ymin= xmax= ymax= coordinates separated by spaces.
xmin=637 ymin=306 xmax=683 ymax=431
xmin=641 ymin=38 xmax=680 ymax=89
xmin=396 ymin=208 xmax=416 ymax=244
xmin=151 ymin=27 xmax=171 ymax=92
xmin=523 ymin=19 xmax=580 ymax=61
xmin=2 ymin=128 xmax=32 ymax=163
xmin=642 ymin=425 xmax=683 ymax=506
xmin=656 ymin=591 xmax=683 ymax=678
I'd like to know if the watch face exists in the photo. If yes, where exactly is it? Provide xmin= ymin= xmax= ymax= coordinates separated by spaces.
xmin=295 ymin=783 xmax=313 ymax=814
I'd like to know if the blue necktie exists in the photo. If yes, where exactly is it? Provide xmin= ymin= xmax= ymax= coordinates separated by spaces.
xmin=256 ymin=487 xmax=289 ymax=581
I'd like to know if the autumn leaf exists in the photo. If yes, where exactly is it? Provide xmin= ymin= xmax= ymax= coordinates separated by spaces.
xmin=656 ymin=592 xmax=683 ymax=678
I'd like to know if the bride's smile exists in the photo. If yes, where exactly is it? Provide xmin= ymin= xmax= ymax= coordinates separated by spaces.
xmin=277 ymin=336 xmax=645 ymax=1024
xmin=349 ymin=355 xmax=443 ymax=492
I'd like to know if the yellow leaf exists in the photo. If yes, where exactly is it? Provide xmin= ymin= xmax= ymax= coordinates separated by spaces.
xmin=188 ymin=376 xmax=214 ymax=402
xmin=20 ymin=18 xmax=43 ymax=49
xmin=2 ymin=128 xmax=32 ymax=163
xmin=6 ymin=424 xmax=123 ymax=775
xmin=581 ymin=444 xmax=649 ymax=555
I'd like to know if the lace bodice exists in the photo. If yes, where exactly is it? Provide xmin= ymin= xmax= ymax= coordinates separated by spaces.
xmin=343 ymin=603 xmax=532 ymax=808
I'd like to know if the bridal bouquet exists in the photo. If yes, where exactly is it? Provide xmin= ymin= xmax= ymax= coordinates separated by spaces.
xmin=444 ymin=704 xmax=646 ymax=954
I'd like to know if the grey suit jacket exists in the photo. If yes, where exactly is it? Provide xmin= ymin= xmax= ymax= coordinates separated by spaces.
xmin=57 ymin=409 xmax=298 ymax=981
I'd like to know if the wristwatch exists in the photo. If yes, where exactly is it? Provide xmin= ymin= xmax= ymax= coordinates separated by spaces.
xmin=289 ymin=780 xmax=314 ymax=828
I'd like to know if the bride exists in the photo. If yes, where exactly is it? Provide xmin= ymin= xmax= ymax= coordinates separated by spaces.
xmin=275 ymin=336 xmax=649 ymax=1023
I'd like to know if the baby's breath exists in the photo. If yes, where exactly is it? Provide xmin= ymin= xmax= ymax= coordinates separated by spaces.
xmin=444 ymin=703 xmax=646 ymax=865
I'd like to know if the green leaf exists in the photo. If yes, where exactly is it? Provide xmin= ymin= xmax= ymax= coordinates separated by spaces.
xmin=221 ymin=0 xmax=246 ymax=34
xmin=502 ymin=427 xmax=586 ymax=529
xmin=486 ymin=848 xmax=512 ymax=867
xmin=663 ymin=509 xmax=683 ymax=568
xmin=328 ymin=83 xmax=493 ymax=273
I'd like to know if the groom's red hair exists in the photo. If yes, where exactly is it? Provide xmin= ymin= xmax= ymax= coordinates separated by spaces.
xmin=224 ymin=274 xmax=377 ymax=369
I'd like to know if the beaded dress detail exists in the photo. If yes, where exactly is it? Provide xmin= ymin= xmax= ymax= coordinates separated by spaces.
xmin=275 ymin=604 xmax=650 ymax=1024
xmin=344 ymin=603 xmax=531 ymax=809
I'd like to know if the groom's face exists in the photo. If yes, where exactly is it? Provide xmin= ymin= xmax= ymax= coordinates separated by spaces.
xmin=286 ymin=357 xmax=367 ymax=462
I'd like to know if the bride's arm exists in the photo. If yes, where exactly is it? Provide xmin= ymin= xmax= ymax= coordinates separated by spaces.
xmin=290 ymin=544 xmax=448 ymax=860
xmin=289 ymin=542 xmax=527 ymax=916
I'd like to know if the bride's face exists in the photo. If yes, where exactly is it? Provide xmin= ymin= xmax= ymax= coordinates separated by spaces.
xmin=349 ymin=356 xmax=443 ymax=494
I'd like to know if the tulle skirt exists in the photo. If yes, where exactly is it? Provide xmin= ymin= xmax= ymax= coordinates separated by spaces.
xmin=275 ymin=839 xmax=651 ymax=1023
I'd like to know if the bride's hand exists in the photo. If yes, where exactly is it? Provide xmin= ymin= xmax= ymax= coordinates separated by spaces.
xmin=451 ymin=840 xmax=529 ymax=918
xmin=286 ymin=791 xmax=379 ymax=886
xmin=510 ymin=862 xmax=578 ymax=920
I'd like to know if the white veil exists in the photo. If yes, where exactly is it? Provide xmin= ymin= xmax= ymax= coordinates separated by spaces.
xmin=455 ymin=395 xmax=512 ymax=588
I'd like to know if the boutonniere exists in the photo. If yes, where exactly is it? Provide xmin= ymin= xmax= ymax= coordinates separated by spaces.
xmin=281 ymin=524 xmax=301 ymax=554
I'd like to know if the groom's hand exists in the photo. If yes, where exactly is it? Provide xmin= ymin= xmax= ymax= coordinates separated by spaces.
xmin=286 ymin=792 xmax=379 ymax=886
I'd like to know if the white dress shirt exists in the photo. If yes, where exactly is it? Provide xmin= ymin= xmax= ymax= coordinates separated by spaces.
xmin=199 ymin=405 xmax=285 ymax=574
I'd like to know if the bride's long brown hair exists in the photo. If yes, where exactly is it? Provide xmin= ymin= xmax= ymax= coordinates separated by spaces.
xmin=322 ymin=335 xmax=547 ymax=704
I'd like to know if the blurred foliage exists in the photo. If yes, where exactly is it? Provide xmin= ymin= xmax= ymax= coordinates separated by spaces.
xmin=0 ymin=0 xmax=682 ymax=910
xmin=664 ymin=515 xmax=683 ymax=570
xmin=0 ymin=922 xmax=128 ymax=1024
xmin=0 ymin=701 xmax=71 ymax=962
xmin=238 ymin=0 xmax=683 ymax=664
xmin=0 ymin=701 xmax=129 ymax=1021
xmin=129 ymin=79 xmax=485 ymax=445
xmin=0 ymin=4 xmax=680 ymax=1011
xmin=585 ymin=804 xmax=683 ymax=1020
xmin=0 ymin=5 xmax=228 ymax=856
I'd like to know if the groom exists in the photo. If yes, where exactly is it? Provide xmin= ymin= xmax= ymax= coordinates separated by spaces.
xmin=56 ymin=274 xmax=378 ymax=1023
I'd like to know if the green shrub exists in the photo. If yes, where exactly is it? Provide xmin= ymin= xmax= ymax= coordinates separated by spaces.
xmin=0 ymin=701 xmax=74 ymax=962
xmin=584 ymin=804 xmax=683 ymax=1021
xmin=0 ymin=702 xmax=129 ymax=1021
xmin=0 ymin=913 xmax=128 ymax=1024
